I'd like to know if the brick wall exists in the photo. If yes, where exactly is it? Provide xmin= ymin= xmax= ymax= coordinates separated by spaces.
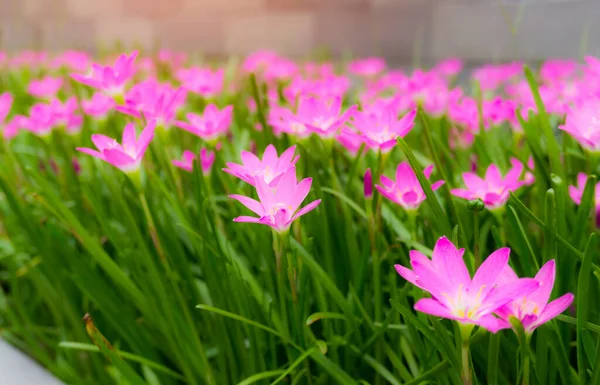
xmin=1 ymin=0 xmax=600 ymax=63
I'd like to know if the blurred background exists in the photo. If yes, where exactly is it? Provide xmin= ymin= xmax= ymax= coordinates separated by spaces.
xmin=2 ymin=0 xmax=600 ymax=64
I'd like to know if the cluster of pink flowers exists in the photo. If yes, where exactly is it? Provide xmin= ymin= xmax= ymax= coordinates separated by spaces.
xmin=225 ymin=145 xmax=321 ymax=233
xmin=396 ymin=237 xmax=573 ymax=334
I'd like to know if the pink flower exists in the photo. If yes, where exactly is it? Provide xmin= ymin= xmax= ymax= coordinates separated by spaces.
xmin=495 ymin=260 xmax=574 ymax=333
xmin=82 ymin=92 xmax=115 ymax=119
xmin=559 ymin=97 xmax=600 ymax=152
xmin=336 ymin=130 xmax=364 ymax=156
xmin=0 ymin=92 xmax=13 ymax=126
xmin=116 ymin=80 xmax=185 ymax=128
xmin=433 ymin=58 xmax=463 ymax=78
xmin=268 ymin=106 xmax=311 ymax=139
xmin=172 ymin=149 xmax=215 ymax=175
xmin=176 ymin=67 xmax=224 ymax=98
xmin=293 ymin=95 xmax=356 ymax=138
xmin=71 ymin=51 xmax=138 ymax=98
xmin=3 ymin=115 xmax=27 ymax=140
xmin=569 ymin=172 xmax=600 ymax=212
xmin=28 ymin=76 xmax=63 ymax=99
xmin=451 ymin=158 xmax=529 ymax=209
xmin=376 ymin=163 xmax=444 ymax=210
xmin=76 ymin=120 xmax=155 ymax=173
xmin=229 ymin=167 xmax=321 ymax=233
xmin=345 ymin=106 xmax=416 ymax=153
xmin=395 ymin=237 xmax=539 ymax=332
xmin=224 ymin=144 xmax=299 ymax=186
xmin=472 ymin=62 xmax=523 ymax=92
xmin=26 ymin=103 xmax=56 ymax=137
xmin=51 ymin=50 xmax=91 ymax=72
xmin=348 ymin=57 xmax=386 ymax=77
xmin=175 ymin=104 xmax=233 ymax=142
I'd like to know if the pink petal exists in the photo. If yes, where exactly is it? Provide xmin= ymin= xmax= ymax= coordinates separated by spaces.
xmin=103 ymin=148 xmax=137 ymax=170
xmin=136 ymin=120 xmax=156 ymax=159
xmin=474 ymin=314 xmax=510 ymax=333
xmin=394 ymin=264 xmax=420 ymax=287
xmin=76 ymin=147 xmax=104 ymax=159
xmin=414 ymin=298 xmax=455 ymax=319
xmin=290 ymin=199 xmax=321 ymax=222
xmin=528 ymin=260 xmax=556 ymax=309
xmin=485 ymin=164 xmax=503 ymax=185
xmin=276 ymin=145 xmax=297 ymax=169
xmin=396 ymin=162 xmax=418 ymax=188
xmin=262 ymin=144 xmax=278 ymax=165
xmin=530 ymin=293 xmax=574 ymax=330
xmin=289 ymin=177 xmax=312 ymax=211
xmin=450 ymin=188 xmax=474 ymax=200
xmin=423 ymin=164 xmax=434 ymax=179
xmin=469 ymin=247 xmax=510 ymax=297
xmin=433 ymin=236 xmax=471 ymax=289
xmin=122 ymin=122 xmax=137 ymax=148
xmin=233 ymin=216 xmax=261 ymax=224
xmin=240 ymin=151 xmax=261 ymax=169
xmin=91 ymin=134 xmax=118 ymax=151
xmin=229 ymin=194 xmax=265 ymax=216
xmin=431 ymin=180 xmax=445 ymax=191
xmin=462 ymin=172 xmax=485 ymax=191
xmin=481 ymin=278 xmax=540 ymax=313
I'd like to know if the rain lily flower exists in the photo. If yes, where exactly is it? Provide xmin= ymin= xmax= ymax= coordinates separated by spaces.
xmin=26 ymin=103 xmax=56 ymax=137
xmin=294 ymin=95 xmax=356 ymax=138
xmin=176 ymin=67 xmax=224 ymax=98
xmin=76 ymin=120 xmax=155 ymax=173
xmin=376 ymin=163 xmax=444 ymax=211
xmin=116 ymin=80 xmax=185 ymax=129
xmin=223 ymin=144 xmax=299 ymax=186
xmin=344 ymin=106 xmax=416 ymax=153
xmin=559 ymin=97 xmax=600 ymax=152
xmin=569 ymin=172 xmax=600 ymax=225
xmin=173 ymin=149 xmax=215 ymax=175
xmin=495 ymin=260 xmax=574 ymax=333
xmin=348 ymin=57 xmax=386 ymax=77
xmin=71 ymin=51 xmax=138 ymax=100
xmin=395 ymin=237 xmax=539 ymax=332
xmin=51 ymin=50 xmax=91 ymax=72
xmin=175 ymin=104 xmax=233 ymax=142
xmin=229 ymin=167 xmax=321 ymax=233
xmin=82 ymin=92 xmax=115 ymax=120
xmin=28 ymin=76 xmax=63 ymax=99
xmin=451 ymin=158 xmax=529 ymax=209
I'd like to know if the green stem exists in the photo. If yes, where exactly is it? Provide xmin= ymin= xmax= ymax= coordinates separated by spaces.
xmin=522 ymin=334 xmax=531 ymax=385
xmin=473 ymin=211 xmax=480 ymax=268
xmin=460 ymin=325 xmax=474 ymax=385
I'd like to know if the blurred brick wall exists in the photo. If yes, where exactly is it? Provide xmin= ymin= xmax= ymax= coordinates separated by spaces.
xmin=2 ymin=0 xmax=600 ymax=63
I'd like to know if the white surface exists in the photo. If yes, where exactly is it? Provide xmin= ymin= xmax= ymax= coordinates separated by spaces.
xmin=0 ymin=339 xmax=64 ymax=385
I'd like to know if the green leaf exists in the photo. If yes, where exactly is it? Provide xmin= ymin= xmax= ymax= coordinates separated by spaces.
xmin=578 ymin=234 xmax=598 ymax=385
xmin=572 ymin=175 xmax=597 ymax=248
xmin=396 ymin=137 xmax=452 ymax=237
xmin=237 ymin=370 xmax=286 ymax=385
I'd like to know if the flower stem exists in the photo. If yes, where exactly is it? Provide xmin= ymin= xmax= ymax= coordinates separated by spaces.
xmin=522 ymin=334 xmax=532 ymax=385
xmin=460 ymin=325 xmax=474 ymax=385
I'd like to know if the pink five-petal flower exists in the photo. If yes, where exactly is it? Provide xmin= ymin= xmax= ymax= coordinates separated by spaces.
xmin=230 ymin=167 xmax=321 ymax=233
xmin=71 ymin=51 xmax=138 ymax=98
xmin=559 ymin=97 xmax=600 ymax=152
xmin=175 ymin=104 xmax=233 ymax=142
xmin=28 ymin=76 xmax=63 ymax=99
xmin=173 ymin=149 xmax=215 ymax=175
xmin=76 ymin=120 xmax=155 ymax=173
xmin=295 ymin=95 xmax=357 ymax=138
xmin=349 ymin=105 xmax=417 ymax=153
xmin=451 ymin=158 xmax=529 ymax=209
xmin=495 ymin=260 xmax=574 ymax=333
xmin=224 ymin=144 xmax=299 ymax=187
xmin=395 ymin=237 xmax=539 ymax=333
xmin=376 ymin=162 xmax=444 ymax=210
